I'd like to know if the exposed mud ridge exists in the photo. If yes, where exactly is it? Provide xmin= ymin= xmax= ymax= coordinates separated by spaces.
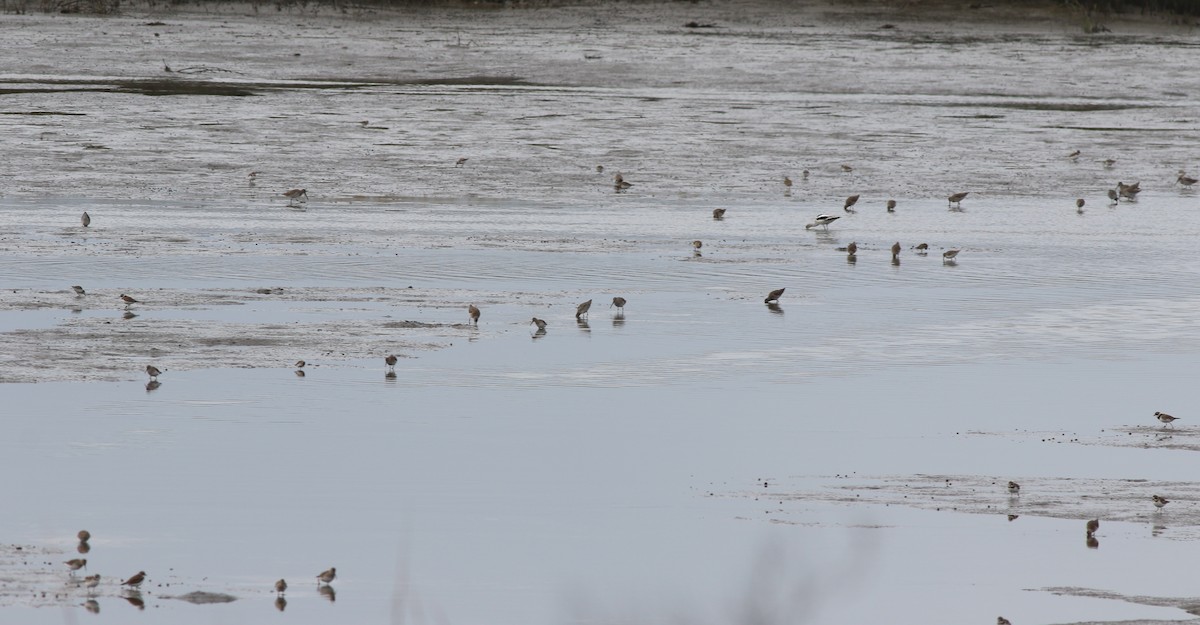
xmin=965 ymin=424 xmax=1200 ymax=452
xmin=752 ymin=474 xmax=1200 ymax=539
xmin=1040 ymin=587 xmax=1200 ymax=622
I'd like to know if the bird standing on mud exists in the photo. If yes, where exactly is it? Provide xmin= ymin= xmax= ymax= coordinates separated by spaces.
xmin=283 ymin=188 xmax=308 ymax=205
xmin=1155 ymin=411 xmax=1179 ymax=427
xmin=385 ymin=355 xmax=398 ymax=371
xmin=317 ymin=567 xmax=336 ymax=585
xmin=575 ymin=299 xmax=592 ymax=320
xmin=948 ymin=192 xmax=969 ymax=208
xmin=610 ymin=297 xmax=626 ymax=312
xmin=145 ymin=365 xmax=161 ymax=381
xmin=805 ymin=214 xmax=840 ymax=231
xmin=468 ymin=304 xmax=480 ymax=325
xmin=121 ymin=571 xmax=146 ymax=588
xmin=844 ymin=194 xmax=860 ymax=212
xmin=530 ymin=317 xmax=548 ymax=331
xmin=81 ymin=211 xmax=91 ymax=227
xmin=1007 ymin=481 xmax=1020 ymax=495
xmin=764 ymin=288 xmax=785 ymax=304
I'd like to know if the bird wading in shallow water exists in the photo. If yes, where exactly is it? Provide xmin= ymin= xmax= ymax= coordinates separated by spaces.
xmin=385 ymin=355 xmax=398 ymax=371
xmin=610 ymin=297 xmax=626 ymax=312
xmin=1007 ymin=481 xmax=1020 ymax=495
xmin=317 ymin=567 xmax=336 ymax=585
xmin=948 ymin=191 xmax=969 ymax=208
xmin=145 ymin=365 xmax=161 ymax=381
xmin=764 ymin=288 xmax=785 ymax=304
xmin=1153 ymin=495 xmax=1170 ymax=511
xmin=468 ymin=304 xmax=480 ymax=325
xmin=805 ymin=214 xmax=840 ymax=231
xmin=843 ymin=194 xmax=860 ymax=212
xmin=575 ymin=300 xmax=592 ymax=320
xmin=121 ymin=571 xmax=146 ymax=588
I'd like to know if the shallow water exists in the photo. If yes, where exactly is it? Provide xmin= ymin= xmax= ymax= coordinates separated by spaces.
xmin=3 ymin=2 xmax=1200 ymax=624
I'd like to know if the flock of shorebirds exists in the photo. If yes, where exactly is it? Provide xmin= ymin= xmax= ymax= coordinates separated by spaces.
xmin=56 ymin=529 xmax=335 ymax=612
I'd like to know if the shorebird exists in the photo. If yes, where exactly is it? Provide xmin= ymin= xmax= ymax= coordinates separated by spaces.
xmin=81 ymin=212 xmax=91 ymax=227
xmin=294 ymin=370 xmax=305 ymax=378
xmin=1102 ymin=158 xmax=1116 ymax=168
xmin=841 ymin=164 xmax=853 ymax=172
xmin=1086 ymin=519 xmax=1099 ymax=536
xmin=613 ymin=173 xmax=632 ymax=190
xmin=1076 ymin=198 xmax=1085 ymax=212
xmin=294 ymin=360 xmax=306 ymax=369
xmin=575 ymin=299 xmax=592 ymax=320
xmin=783 ymin=176 xmax=792 ymax=188
xmin=891 ymin=241 xmax=901 ymax=261
xmin=692 ymin=240 xmax=703 ymax=250
xmin=77 ymin=530 xmax=91 ymax=542
xmin=610 ymin=296 xmax=626 ymax=311
xmin=275 ymin=579 xmax=287 ymax=595
xmin=1107 ymin=189 xmax=1119 ymax=204
xmin=801 ymin=169 xmax=810 ymax=179
xmin=1007 ymin=481 xmax=1020 ymax=495
xmin=1153 ymin=495 xmax=1170 ymax=511
xmin=712 ymin=208 xmax=726 ymax=219
xmin=1155 ymin=411 xmax=1179 ymax=428
xmin=805 ymin=214 xmax=840 ymax=230
xmin=764 ymin=288 xmax=785 ymax=304
xmin=317 ymin=567 xmax=336 ymax=585
xmin=943 ymin=249 xmax=960 ymax=262
xmin=65 ymin=559 xmax=87 ymax=573
xmin=248 ymin=171 xmax=260 ymax=180
xmin=530 ymin=317 xmax=548 ymax=330
xmin=914 ymin=243 xmax=929 ymax=253
xmin=455 ymin=157 xmax=468 ymax=167
xmin=846 ymin=242 xmax=857 ymax=257
xmin=886 ymin=199 xmax=896 ymax=212
xmin=275 ymin=596 xmax=287 ymax=612
xmin=1117 ymin=181 xmax=1140 ymax=199
xmin=385 ymin=354 xmax=398 ymax=371
xmin=283 ymin=188 xmax=308 ymax=204
xmin=596 ymin=165 xmax=604 ymax=173
xmin=72 ymin=285 xmax=86 ymax=296
xmin=145 ymin=365 xmax=161 ymax=381
xmin=84 ymin=574 xmax=100 ymax=594
xmin=1178 ymin=173 xmax=1198 ymax=187
xmin=947 ymin=192 xmax=969 ymax=208
xmin=120 ymin=294 xmax=139 ymax=307
xmin=121 ymin=571 xmax=146 ymax=588
xmin=468 ymin=304 xmax=480 ymax=325
xmin=843 ymin=194 xmax=860 ymax=212
xmin=997 ymin=618 xmax=1012 ymax=625
xmin=1067 ymin=149 xmax=1081 ymax=160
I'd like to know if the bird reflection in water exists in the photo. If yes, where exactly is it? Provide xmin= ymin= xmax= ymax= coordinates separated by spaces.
xmin=319 ymin=585 xmax=336 ymax=603
xmin=145 ymin=380 xmax=161 ymax=392
xmin=532 ymin=328 xmax=547 ymax=340
xmin=1086 ymin=535 xmax=1099 ymax=550
xmin=612 ymin=312 xmax=625 ymax=327
xmin=123 ymin=311 xmax=138 ymax=320
xmin=766 ymin=303 xmax=783 ymax=315
xmin=122 ymin=592 xmax=145 ymax=611
xmin=385 ymin=371 xmax=397 ymax=381
xmin=85 ymin=599 xmax=99 ymax=614
xmin=275 ymin=596 xmax=287 ymax=612
xmin=576 ymin=318 xmax=590 ymax=332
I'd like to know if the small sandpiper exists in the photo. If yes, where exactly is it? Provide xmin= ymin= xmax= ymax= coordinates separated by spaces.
xmin=455 ymin=157 xmax=468 ymax=167
xmin=283 ymin=188 xmax=308 ymax=204
xmin=121 ymin=571 xmax=146 ymax=588
xmin=1076 ymin=198 xmax=1085 ymax=213
xmin=997 ymin=617 xmax=1012 ymax=625
xmin=843 ymin=194 xmax=860 ymax=212
xmin=275 ymin=579 xmax=287 ymax=595
xmin=805 ymin=214 xmax=840 ymax=230
xmin=120 ymin=294 xmax=139 ymax=307
xmin=468 ymin=304 xmax=480 ymax=325
xmin=81 ymin=212 xmax=91 ymax=227
xmin=1086 ymin=519 xmax=1099 ymax=536
xmin=317 ymin=567 xmax=336 ymax=585
xmin=385 ymin=354 xmax=398 ymax=371
xmin=1155 ymin=411 xmax=1179 ymax=427
xmin=1107 ymin=189 xmax=1119 ymax=204
xmin=530 ymin=317 xmax=548 ymax=331
xmin=846 ymin=242 xmax=857 ymax=257
xmin=948 ymin=192 xmax=969 ymax=208
xmin=294 ymin=360 xmax=306 ymax=369
xmin=610 ymin=296 xmax=626 ymax=311
xmin=692 ymin=240 xmax=702 ymax=250
xmin=1178 ymin=173 xmax=1198 ymax=187
xmin=891 ymin=241 xmax=901 ymax=261
xmin=1153 ymin=495 xmax=1170 ymax=511
xmin=1067 ymin=149 xmax=1081 ymax=160
xmin=77 ymin=530 xmax=91 ymax=542
xmin=145 ymin=365 xmax=161 ymax=381
xmin=712 ymin=208 xmax=726 ymax=219
xmin=841 ymin=164 xmax=853 ymax=172
xmin=943 ymin=249 xmax=960 ymax=262
xmin=886 ymin=199 xmax=896 ymax=212
xmin=575 ymin=299 xmax=592 ymax=320
xmin=914 ymin=243 xmax=929 ymax=253
xmin=613 ymin=173 xmax=632 ymax=190
xmin=65 ymin=558 xmax=87 ymax=573
xmin=83 ymin=574 xmax=100 ymax=594
xmin=764 ymin=288 xmax=785 ymax=304
xmin=783 ymin=175 xmax=792 ymax=188
xmin=1007 ymin=481 xmax=1020 ymax=495
xmin=72 ymin=285 xmax=86 ymax=296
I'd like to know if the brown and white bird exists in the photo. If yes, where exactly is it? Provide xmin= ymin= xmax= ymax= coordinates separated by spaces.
xmin=455 ymin=157 xmax=468 ymax=167
xmin=1117 ymin=181 xmax=1141 ymax=199
xmin=1086 ymin=519 xmax=1099 ymax=536
xmin=294 ymin=360 xmax=306 ymax=369
xmin=886 ymin=199 xmax=896 ymax=212
xmin=385 ymin=354 xmax=398 ymax=371
xmin=1067 ymin=149 xmax=1081 ymax=160
xmin=1178 ymin=173 xmax=1198 ymax=187
xmin=317 ymin=567 xmax=336 ymax=585
xmin=575 ymin=299 xmax=592 ymax=320
xmin=997 ymin=618 xmax=1012 ymax=625
xmin=468 ymin=304 xmax=480 ymax=325
xmin=948 ymin=192 xmax=969 ymax=208
xmin=840 ymin=164 xmax=853 ymax=172
xmin=846 ymin=242 xmax=857 ymax=257
xmin=275 ymin=579 xmax=287 ymax=595
xmin=121 ymin=571 xmax=146 ymax=588
xmin=891 ymin=241 xmax=901 ymax=260
xmin=1007 ymin=481 xmax=1020 ymax=495
xmin=942 ymin=249 xmax=960 ymax=262
xmin=1076 ymin=198 xmax=1085 ymax=212
xmin=610 ymin=297 xmax=626 ymax=311
xmin=77 ymin=530 xmax=91 ymax=542
xmin=530 ymin=317 xmax=548 ymax=331
xmin=1153 ymin=495 xmax=1170 ymax=511
xmin=283 ymin=188 xmax=308 ymax=203
xmin=120 ymin=294 xmax=139 ymax=306
xmin=843 ymin=194 xmax=860 ymax=212
xmin=692 ymin=240 xmax=703 ymax=250
xmin=145 ymin=365 xmax=161 ymax=381
xmin=613 ymin=173 xmax=632 ymax=190
xmin=64 ymin=558 xmax=87 ymax=573
xmin=81 ymin=212 xmax=91 ymax=227
xmin=1155 ymin=411 xmax=1179 ymax=427
xmin=72 ymin=285 xmax=86 ymax=296
xmin=712 ymin=208 xmax=726 ymax=219
xmin=83 ymin=574 xmax=100 ymax=593
xmin=764 ymin=288 xmax=785 ymax=304
xmin=783 ymin=175 xmax=792 ymax=188
xmin=914 ymin=243 xmax=929 ymax=253
xmin=1107 ymin=189 xmax=1120 ymax=204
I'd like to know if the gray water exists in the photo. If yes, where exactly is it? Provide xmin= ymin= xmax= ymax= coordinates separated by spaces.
xmin=2 ymin=2 xmax=1200 ymax=624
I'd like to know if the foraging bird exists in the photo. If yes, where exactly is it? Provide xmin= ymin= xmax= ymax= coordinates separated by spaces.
xmin=1086 ymin=519 xmax=1099 ymax=536
xmin=891 ymin=241 xmax=901 ymax=260
xmin=1153 ymin=495 xmax=1170 ymax=511
xmin=802 ymin=169 xmax=810 ymax=179
xmin=596 ymin=165 xmax=604 ymax=173
xmin=841 ymin=164 xmax=853 ymax=172
xmin=846 ymin=242 xmax=857 ymax=257
xmin=942 ymin=249 xmax=960 ymax=262
xmin=1178 ymin=173 xmax=1198 ymax=187
xmin=886 ymin=199 xmax=896 ymax=212
xmin=1067 ymin=149 xmax=1081 ymax=160
xmin=914 ymin=243 xmax=929 ymax=252
xmin=764 ymin=288 xmax=785 ymax=304
xmin=145 ymin=365 xmax=161 ymax=381
xmin=468 ymin=304 xmax=480 ymax=325
xmin=843 ymin=194 xmax=860 ymax=212
xmin=805 ymin=214 xmax=841 ymax=230
xmin=1107 ymin=189 xmax=1119 ymax=204
xmin=712 ymin=208 xmax=726 ymax=219
xmin=121 ymin=571 xmax=146 ymax=588
xmin=1117 ymin=181 xmax=1141 ymax=199
xmin=1076 ymin=198 xmax=1085 ymax=212
xmin=783 ymin=176 xmax=792 ymax=187
xmin=948 ymin=192 xmax=969 ymax=208
xmin=1155 ymin=411 xmax=1179 ymax=427
xmin=283 ymin=188 xmax=308 ymax=203
xmin=81 ymin=212 xmax=91 ymax=227
xmin=77 ymin=530 xmax=91 ymax=542
xmin=455 ymin=157 xmax=468 ymax=167
xmin=275 ymin=579 xmax=287 ymax=595
xmin=72 ymin=285 xmax=86 ymax=296
xmin=692 ymin=240 xmax=702 ymax=250
xmin=64 ymin=559 xmax=87 ymax=573
xmin=610 ymin=297 xmax=626 ymax=311
xmin=294 ymin=360 xmax=306 ymax=369
xmin=1007 ymin=481 xmax=1020 ymax=495
xmin=385 ymin=354 xmax=398 ymax=370
xmin=613 ymin=173 xmax=632 ymax=190
xmin=1102 ymin=158 xmax=1116 ymax=167
xmin=997 ymin=618 xmax=1012 ymax=625
xmin=530 ymin=317 xmax=548 ymax=330
xmin=575 ymin=299 xmax=592 ymax=320
xmin=83 ymin=574 xmax=100 ymax=594
xmin=317 ymin=567 xmax=336 ymax=585
xmin=120 ymin=294 xmax=139 ymax=306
